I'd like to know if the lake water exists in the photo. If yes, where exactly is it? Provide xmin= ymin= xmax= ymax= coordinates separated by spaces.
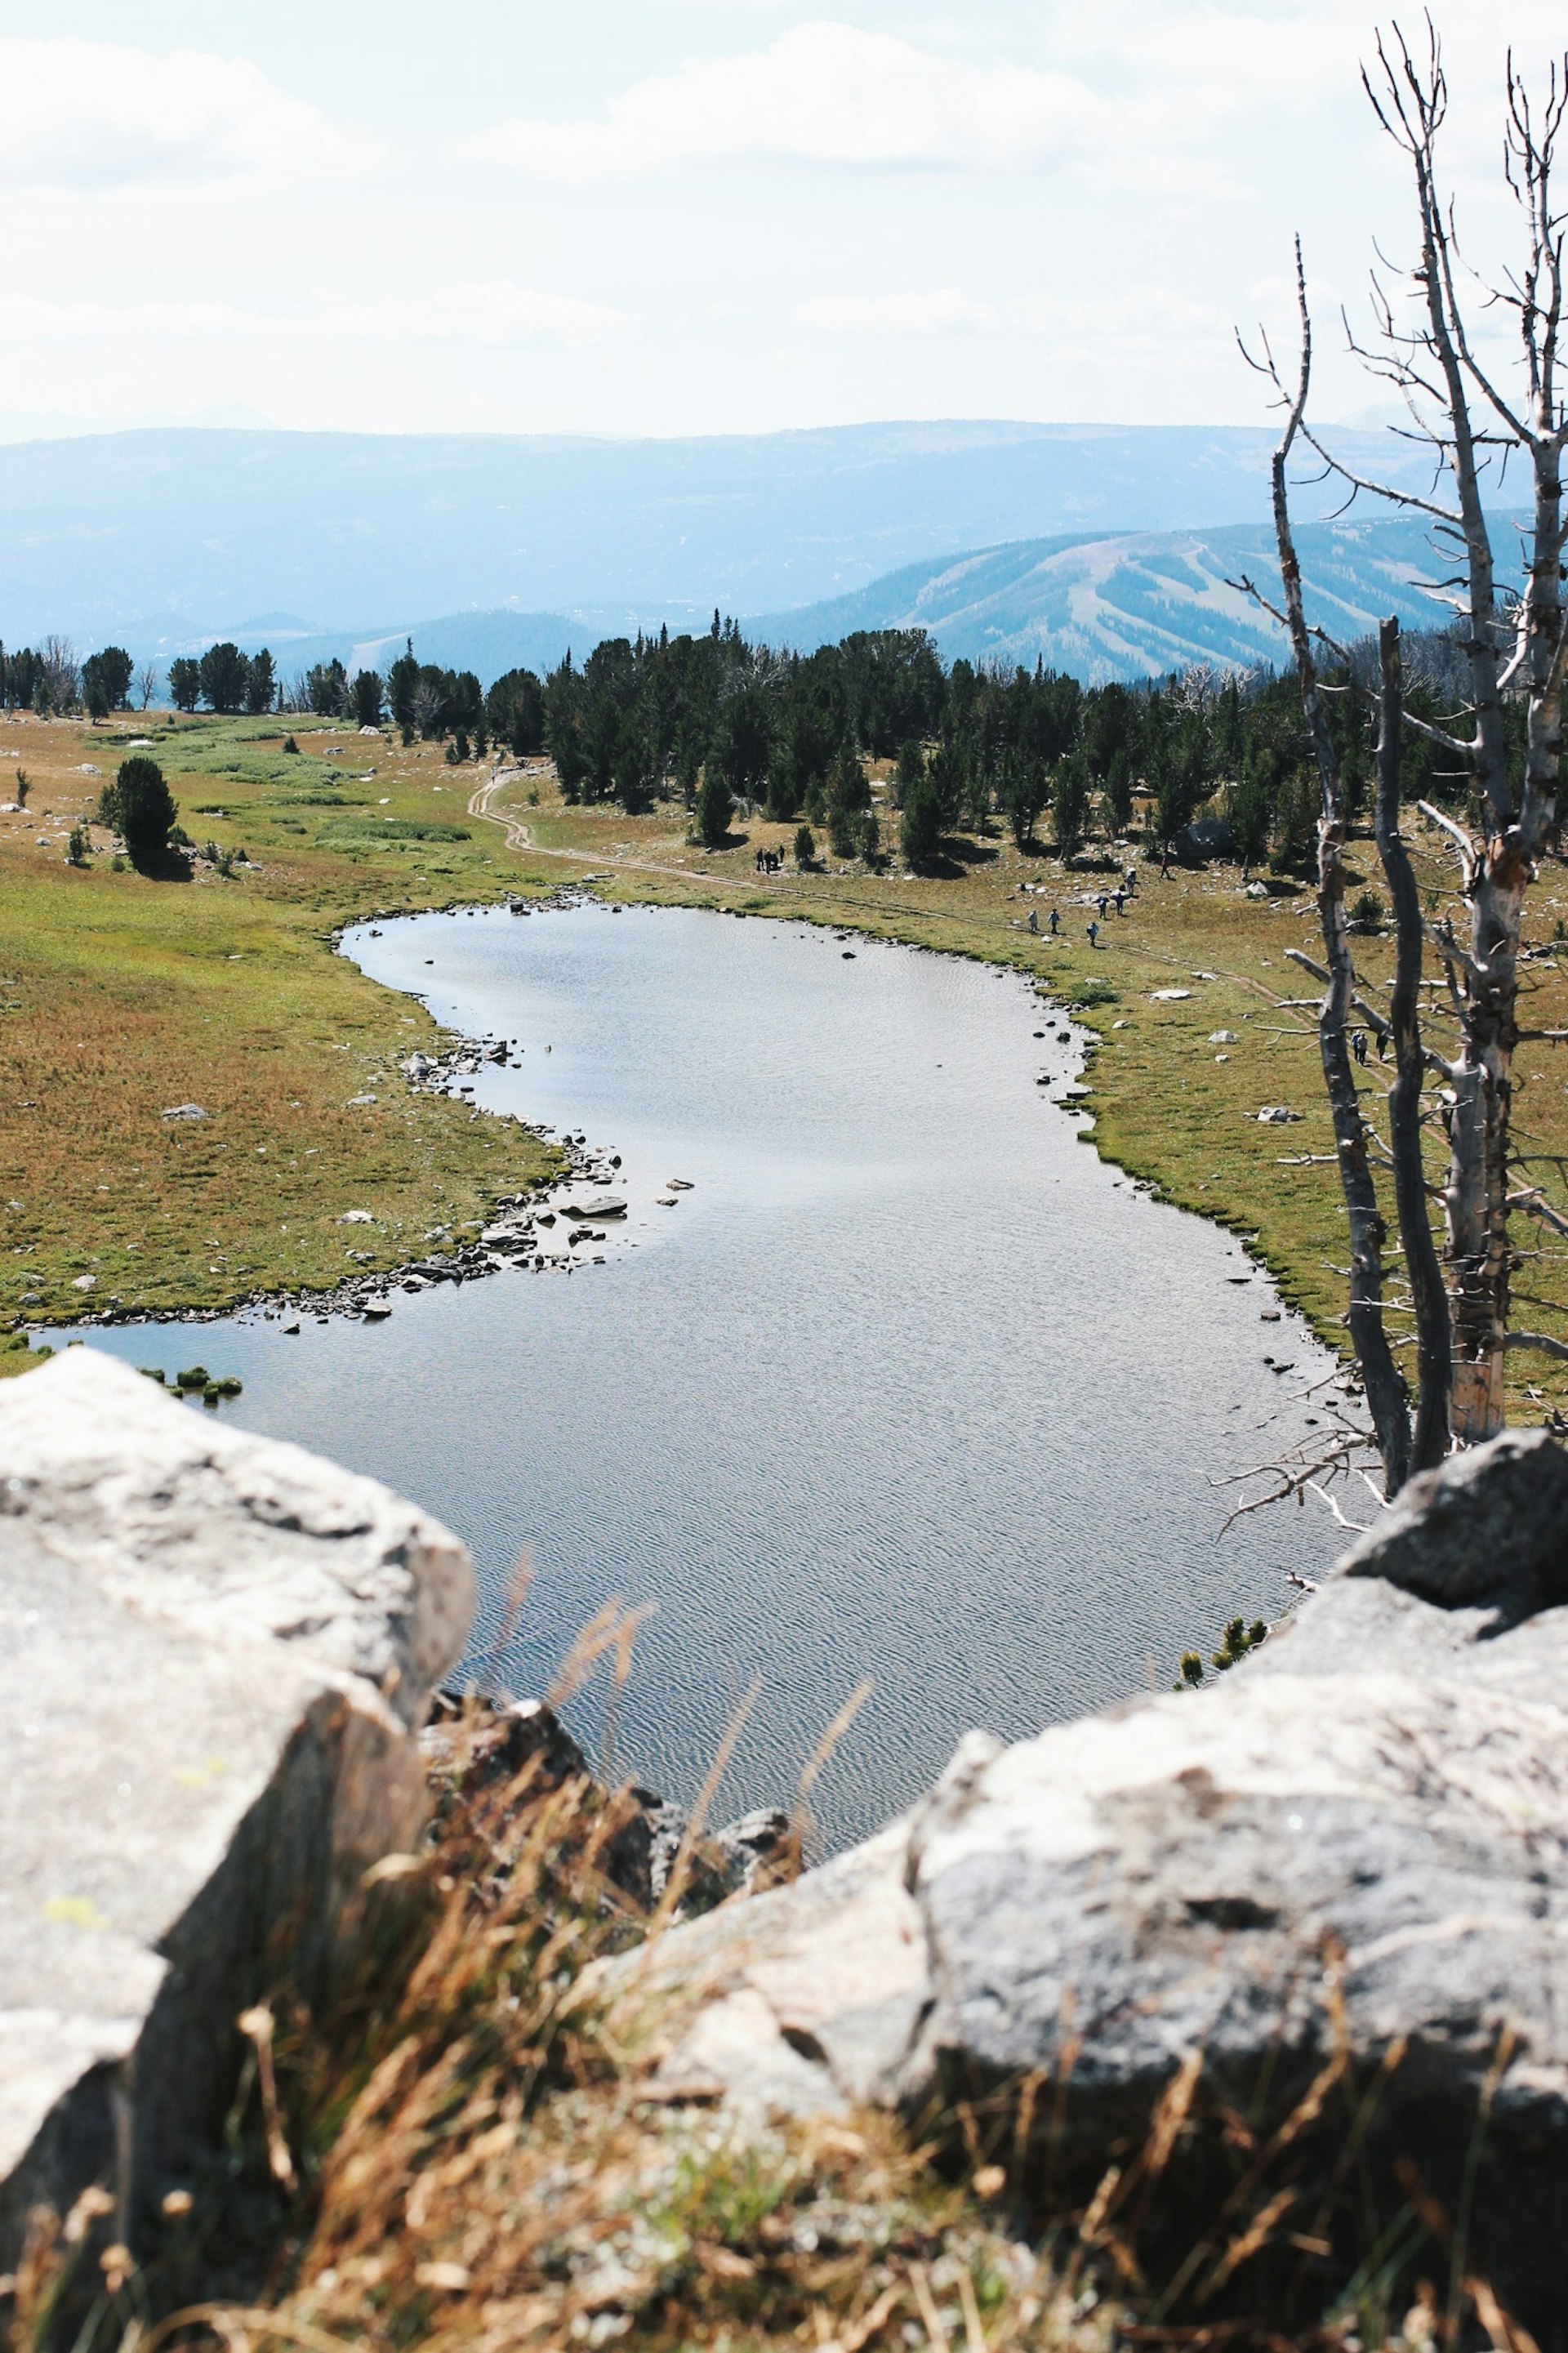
xmin=74 ymin=898 xmax=1339 ymax=1849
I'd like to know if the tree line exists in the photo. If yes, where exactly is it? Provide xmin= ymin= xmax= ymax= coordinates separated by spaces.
xmin=2 ymin=608 xmax=1508 ymax=877
xmin=521 ymin=610 xmax=1505 ymax=870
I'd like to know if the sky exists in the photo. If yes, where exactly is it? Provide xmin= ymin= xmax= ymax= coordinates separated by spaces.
xmin=0 ymin=1 xmax=1561 ymax=441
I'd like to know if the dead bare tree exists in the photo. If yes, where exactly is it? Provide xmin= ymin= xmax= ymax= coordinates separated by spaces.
xmin=37 ymin=635 xmax=79 ymax=715
xmin=1240 ymin=263 xmax=1414 ymax=1490
xmin=1240 ymin=22 xmax=1568 ymax=1483
xmin=136 ymin=661 xmax=158 ymax=711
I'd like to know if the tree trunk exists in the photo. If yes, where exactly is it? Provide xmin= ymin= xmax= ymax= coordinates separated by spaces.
xmin=1266 ymin=266 xmax=1410 ymax=1492
xmin=1374 ymin=617 xmax=1450 ymax=1468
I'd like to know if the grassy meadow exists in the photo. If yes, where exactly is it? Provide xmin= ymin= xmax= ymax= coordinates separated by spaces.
xmin=0 ymin=711 xmax=561 ymax=1365
xmin=6 ymin=708 xmax=1568 ymax=1421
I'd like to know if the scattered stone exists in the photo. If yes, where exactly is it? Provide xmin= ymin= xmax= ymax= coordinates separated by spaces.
xmin=160 ymin=1104 xmax=207 ymax=1122
xmin=339 ymin=1210 xmax=375 ymax=1225
xmin=1256 ymin=1105 xmax=1300 ymax=1123
xmin=70 ymin=1275 xmax=96 ymax=1292
xmin=1209 ymin=1029 xmax=1239 ymax=1044
xmin=1151 ymin=989 xmax=1191 ymax=1001
xmin=666 ymin=1179 xmax=694 ymax=1191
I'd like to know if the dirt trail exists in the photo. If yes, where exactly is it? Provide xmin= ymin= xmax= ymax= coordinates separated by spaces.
xmin=466 ymin=771 xmax=1133 ymax=947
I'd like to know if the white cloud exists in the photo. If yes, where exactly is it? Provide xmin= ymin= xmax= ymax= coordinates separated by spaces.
xmin=793 ymin=290 xmax=996 ymax=334
xmin=463 ymin=21 xmax=1110 ymax=181
xmin=337 ymin=283 xmax=632 ymax=350
xmin=0 ymin=38 xmax=377 ymax=189
xmin=7 ymin=283 xmax=630 ymax=354
xmin=791 ymin=283 xmax=1227 ymax=349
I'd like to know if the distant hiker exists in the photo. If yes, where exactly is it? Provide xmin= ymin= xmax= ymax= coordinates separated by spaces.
xmin=1097 ymin=894 xmax=1109 ymax=920
xmin=1028 ymin=908 xmax=1039 ymax=934
xmin=1125 ymin=865 xmax=1138 ymax=894
xmin=1049 ymin=907 xmax=1059 ymax=935
xmin=1088 ymin=920 xmax=1100 ymax=949
xmin=1352 ymin=1028 xmax=1369 ymax=1066
xmin=1114 ymin=888 xmax=1126 ymax=915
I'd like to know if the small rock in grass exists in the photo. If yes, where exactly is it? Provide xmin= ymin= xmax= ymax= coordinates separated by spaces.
xmin=161 ymin=1103 xmax=207 ymax=1122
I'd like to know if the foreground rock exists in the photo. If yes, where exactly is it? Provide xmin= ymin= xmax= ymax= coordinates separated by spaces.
xmin=422 ymin=1691 xmax=791 ymax=1911
xmin=0 ymin=1350 xmax=474 ymax=2266
xmin=613 ymin=1429 xmax=1568 ymax=2331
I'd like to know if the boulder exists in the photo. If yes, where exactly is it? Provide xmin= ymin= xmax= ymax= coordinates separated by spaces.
xmin=421 ymin=1694 xmax=791 ymax=1915
xmin=0 ymin=1349 xmax=474 ymax=2267
xmin=612 ymin=1430 xmax=1568 ymax=2333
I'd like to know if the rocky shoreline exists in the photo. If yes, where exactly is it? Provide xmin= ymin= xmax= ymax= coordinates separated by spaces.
xmin=53 ymin=890 xmax=648 ymax=1338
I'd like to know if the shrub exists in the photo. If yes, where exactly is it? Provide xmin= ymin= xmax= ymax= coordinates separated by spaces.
xmin=1212 ymin=1615 xmax=1268 ymax=1671
xmin=176 ymin=1365 xmax=209 ymax=1388
xmin=111 ymin=755 xmax=179 ymax=870
xmin=66 ymin=826 xmax=87 ymax=866
xmin=283 ymin=734 xmax=300 ymax=755
xmin=900 ymin=773 xmax=943 ymax=870
xmin=794 ymin=823 xmax=815 ymax=867
xmin=1349 ymin=889 xmax=1385 ymax=929
xmin=694 ymin=766 xmax=733 ymax=849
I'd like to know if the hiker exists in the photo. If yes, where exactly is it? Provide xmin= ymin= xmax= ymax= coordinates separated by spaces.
xmin=1125 ymin=865 xmax=1138 ymax=894
xmin=1028 ymin=908 xmax=1039 ymax=934
xmin=1088 ymin=920 xmax=1100 ymax=949
xmin=1049 ymin=907 xmax=1059 ymax=935
xmin=1097 ymin=894 xmax=1109 ymax=920
xmin=1352 ymin=1028 xmax=1369 ymax=1067
xmin=1114 ymin=888 xmax=1126 ymax=915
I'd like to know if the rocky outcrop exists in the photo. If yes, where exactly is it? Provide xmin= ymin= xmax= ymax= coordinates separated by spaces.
xmin=422 ymin=1691 xmax=791 ymax=1912
xmin=0 ymin=1350 xmax=474 ymax=2267
xmin=612 ymin=1429 xmax=1568 ymax=2331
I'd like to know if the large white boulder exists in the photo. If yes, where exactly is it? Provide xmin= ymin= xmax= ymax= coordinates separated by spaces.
xmin=616 ymin=1431 xmax=1568 ymax=2331
xmin=0 ymin=1349 xmax=474 ymax=2260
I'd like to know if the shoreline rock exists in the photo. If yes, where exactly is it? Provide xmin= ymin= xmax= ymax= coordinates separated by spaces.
xmin=608 ymin=1428 xmax=1568 ymax=2335
xmin=0 ymin=1351 xmax=474 ymax=2271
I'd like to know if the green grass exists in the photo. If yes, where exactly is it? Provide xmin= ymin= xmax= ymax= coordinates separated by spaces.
xmin=0 ymin=713 xmax=563 ymax=1345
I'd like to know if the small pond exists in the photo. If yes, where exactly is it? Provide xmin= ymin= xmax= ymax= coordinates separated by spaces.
xmin=74 ymin=899 xmax=1339 ymax=1848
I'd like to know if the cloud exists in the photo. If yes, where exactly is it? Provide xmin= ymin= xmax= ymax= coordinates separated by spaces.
xmin=792 ymin=291 xmax=997 ymax=335
xmin=7 ymin=284 xmax=630 ymax=353
xmin=791 ymin=284 xmax=1227 ymax=349
xmin=463 ymin=21 xmax=1110 ymax=181
xmin=0 ymin=38 xmax=378 ymax=189
xmin=337 ymin=283 xmax=631 ymax=350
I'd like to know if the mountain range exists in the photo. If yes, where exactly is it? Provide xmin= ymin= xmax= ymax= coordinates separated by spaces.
xmin=0 ymin=417 xmax=1481 ymax=684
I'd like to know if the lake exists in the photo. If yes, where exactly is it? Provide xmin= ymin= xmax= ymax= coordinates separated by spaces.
xmin=74 ymin=898 xmax=1339 ymax=1848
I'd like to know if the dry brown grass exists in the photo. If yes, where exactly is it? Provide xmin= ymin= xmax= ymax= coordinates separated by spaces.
xmin=6 ymin=1680 xmax=1540 ymax=2353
